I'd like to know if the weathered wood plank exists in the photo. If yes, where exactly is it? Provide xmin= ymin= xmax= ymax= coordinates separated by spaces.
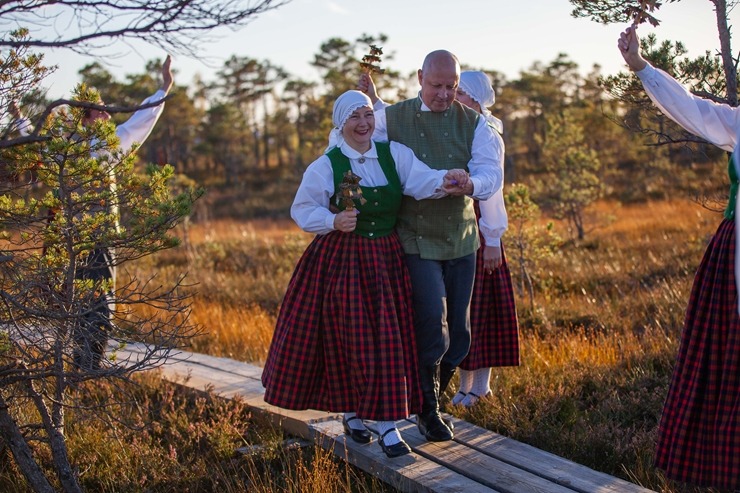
xmin=449 ymin=420 xmax=654 ymax=493
xmin=396 ymin=420 xmax=575 ymax=493
xmin=313 ymin=420 xmax=502 ymax=493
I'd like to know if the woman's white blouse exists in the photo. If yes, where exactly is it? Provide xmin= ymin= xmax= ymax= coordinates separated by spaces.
xmin=115 ymin=89 xmax=168 ymax=153
xmin=291 ymin=140 xmax=449 ymax=234
xmin=637 ymin=62 xmax=740 ymax=312
xmin=477 ymin=123 xmax=508 ymax=247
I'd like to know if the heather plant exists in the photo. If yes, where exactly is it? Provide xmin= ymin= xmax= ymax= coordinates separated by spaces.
xmin=0 ymin=372 xmax=392 ymax=493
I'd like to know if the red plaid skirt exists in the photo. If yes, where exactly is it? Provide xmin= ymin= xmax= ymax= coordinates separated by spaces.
xmin=262 ymin=230 xmax=421 ymax=421
xmin=459 ymin=208 xmax=520 ymax=370
xmin=654 ymin=218 xmax=740 ymax=489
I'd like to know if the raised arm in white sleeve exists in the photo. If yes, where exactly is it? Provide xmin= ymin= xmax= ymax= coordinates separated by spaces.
xmin=372 ymin=99 xmax=390 ymax=142
xmin=637 ymin=63 xmax=740 ymax=151
xmin=115 ymin=89 xmax=168 ymax=153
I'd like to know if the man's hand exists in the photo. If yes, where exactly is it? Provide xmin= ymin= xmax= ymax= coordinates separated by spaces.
xmin=442 ymin=169 xmax=473 ymax=196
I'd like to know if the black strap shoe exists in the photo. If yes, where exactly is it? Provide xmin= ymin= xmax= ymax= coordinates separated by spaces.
xmin=342 ymin=415 xmax=372 ymax=444
xmin=378 ymin=429 xmax=412 ymax=458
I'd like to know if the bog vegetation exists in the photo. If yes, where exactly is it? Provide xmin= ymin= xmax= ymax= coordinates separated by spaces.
xmin=2 ymin=195 xmax=726 ymax=492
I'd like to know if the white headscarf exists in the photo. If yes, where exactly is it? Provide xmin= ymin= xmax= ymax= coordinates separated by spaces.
xmin=459 ymin=71 xmax=503 ymax=134
xmin=325 ymin=90 xmax=373 ymax=153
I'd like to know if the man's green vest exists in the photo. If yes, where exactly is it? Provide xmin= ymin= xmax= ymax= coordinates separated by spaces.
xmin=386 ymin=98 xmax=480 ymax=260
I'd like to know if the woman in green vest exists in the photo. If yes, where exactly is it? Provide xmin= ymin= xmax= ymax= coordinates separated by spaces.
xmin=261 ymin=90 xmax=469 ymax=458
xmin=620 ymin=25 xmax=740 ymax=490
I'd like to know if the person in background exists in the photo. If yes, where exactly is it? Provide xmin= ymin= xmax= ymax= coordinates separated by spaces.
xmin=9 ymin=55 xmax=174 ymax=370
xmin=261 ymin=90 xmax=470 ymax=458
xmin=451 ymin=71 xmax=520 ymax=408
xmin=358 ymin=50 xmax=503 ymax=442
xmin=619 ymin=25 xmax=740 ymax=490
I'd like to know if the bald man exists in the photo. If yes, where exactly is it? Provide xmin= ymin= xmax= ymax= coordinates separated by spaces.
xmin=363 ymin=50 xmax=504 ymax=442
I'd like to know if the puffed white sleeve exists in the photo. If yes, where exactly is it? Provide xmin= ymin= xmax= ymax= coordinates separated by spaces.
xmin=390 ymin=141 xmax=448 ymax=199
xmin=477 ymin=190 xmax=508 ymax=247
xmin=637 ymin=63 xmax=740 ymax=151
xmin=290 ymin=155 xmax=338 ymax=234
xmin=467 ymin=117 xmax=504 ymax=201
xmin=115 ymin=89 xmax=168 ymax=153
xmin=371 ymin=105 xmax=390 ymax=143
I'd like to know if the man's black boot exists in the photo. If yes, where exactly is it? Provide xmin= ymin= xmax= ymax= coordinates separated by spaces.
xmin=417 ymin=364 xmax=453 ymax=441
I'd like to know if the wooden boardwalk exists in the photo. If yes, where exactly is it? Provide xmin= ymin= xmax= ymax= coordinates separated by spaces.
xmin=117 ymin=344 xmax=657 ymax=493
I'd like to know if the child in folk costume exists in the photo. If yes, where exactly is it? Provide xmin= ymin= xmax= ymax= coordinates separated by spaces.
xmin=619 ymin=25 xmax=740 ymax=490
xmin=451 ymin=71 xmax=520 ymax=408
xmin=261 ymin=90 xmax=469 ymax=458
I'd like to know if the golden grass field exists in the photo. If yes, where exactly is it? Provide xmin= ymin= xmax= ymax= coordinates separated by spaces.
xmin=123 ymin=197 xmax=721 ymax=492
xmin=2 ymin=197 xmax=728 ymax=493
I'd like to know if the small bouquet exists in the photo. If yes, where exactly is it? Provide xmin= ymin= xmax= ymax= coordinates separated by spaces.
xmin=360 ymin=45 xmax=385 ymax=75
xmin=337 ymin=170 xmax=367 ymax=211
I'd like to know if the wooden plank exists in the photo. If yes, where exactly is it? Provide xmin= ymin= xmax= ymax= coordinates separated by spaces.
xmin=450 ymin=420 xmax=654 ymax=493
xmin=312 ymin=419 xmax=501 ymax=493
xmin=116 ymin=343 xmax=264 ymax=380
xmin=397 ymin=420 xmax=576 ymax=493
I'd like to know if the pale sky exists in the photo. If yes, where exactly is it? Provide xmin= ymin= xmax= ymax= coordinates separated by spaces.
xmin=38 ymin=0 xmax=740 ymax=99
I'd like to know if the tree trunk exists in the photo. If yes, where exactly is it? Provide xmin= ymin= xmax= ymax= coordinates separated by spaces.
xmin=27 ymin=375 xmax=83 ymax=493
xmin=262 ymin=98 xmax=270 ymax=168
xmin=713 ymin=0 xmax=738 ymax=106
xmin=0 ymin=394 xmax=56 ymax=493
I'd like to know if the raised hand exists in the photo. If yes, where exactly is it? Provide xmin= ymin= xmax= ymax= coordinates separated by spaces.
xmin=161 ymin=55 xmax=173 ymax=93
xmin=357 ymin=72 xmax=379 ymax=104
xmin=618 ymin=26 xmax=647 ymax=72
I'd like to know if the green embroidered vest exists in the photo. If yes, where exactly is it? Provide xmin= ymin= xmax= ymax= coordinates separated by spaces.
xmin=328 ymin=143 xmax=401 ymax=238
xmin=386 ymin=98 xmax=480 ymax=260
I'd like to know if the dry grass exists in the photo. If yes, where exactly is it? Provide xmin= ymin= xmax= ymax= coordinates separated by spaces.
xmin=0 ymin=198 xmax=727 ymax=492
xmin=158 ymin=197 xmax=722 ymax=492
